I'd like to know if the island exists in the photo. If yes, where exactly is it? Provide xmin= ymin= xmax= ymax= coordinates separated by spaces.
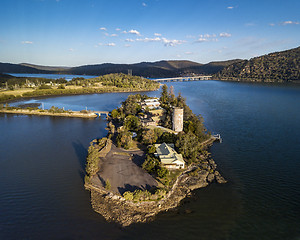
xmin=84 ymin=85 xmax=226 ymax=227
xmin=0 ymin=73 xmax=160 ymax=103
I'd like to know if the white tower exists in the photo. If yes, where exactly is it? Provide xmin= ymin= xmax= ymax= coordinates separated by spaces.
xmin=172 ymin=107 xmax=183 ymax=132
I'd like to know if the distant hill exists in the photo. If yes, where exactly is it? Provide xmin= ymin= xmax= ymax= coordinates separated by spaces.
xmin=215 ymin=46 xmax=300 ymax=82
xmin=65 ymin=60 xmax=242 ymax=78
xmin=0 ymin=62 xmax=51 ymax=74
xmin=0 ymin=60 xmax=242 ymax=78
xmin=20 ymin=63 xmax=71 ymax=72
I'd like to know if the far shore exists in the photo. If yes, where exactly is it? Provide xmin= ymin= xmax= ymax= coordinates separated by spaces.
xmin=0 ymin=87 xmax=161 ymax=104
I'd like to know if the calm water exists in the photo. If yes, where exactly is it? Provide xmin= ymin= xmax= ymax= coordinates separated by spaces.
xmin=7 ymin=73 xmax=96 ymax=81
xmin=1 ymin=81 xmax=300 ymax=240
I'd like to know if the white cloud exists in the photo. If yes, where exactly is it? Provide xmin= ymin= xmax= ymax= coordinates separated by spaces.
xmin=269 ymin=23 xmax=276 ymax=27
xmin=104 ymin=32 xmax=118 ymax=37
xmin=21 ymin=41 xmax=33 ymax=44
xmin=105 ymin=43 xmax=116 ymax=46
xmin=219 ymin=32 xmax=231 ymax=37
xmin=123 ymin=29 xmax=141 ymax=36
xmin=196 ymin=38 xmax=209 ymax=43
xmin=142 ymin=2 xmax=147 ymax=7
xmin=99 ymin=27 xmax=107 ymax=31
xmin=128 ymin=29 xmax=141 ymax=36
xmin=124 ymin=44 xmax=131 ymax=48
xmin=154 ymin=33 xmax=162 ymax=36
xmin=162 ymin=38 xmax=185 ymax=47
xmin=125 ymin=38 xmax=135 ymax=42
xmin=227 ymin=6 xmax=234 ymax=9
xmin=116 ymin=28 xmax=121 ymax=31
xmin=136 ymin=37 xmax=162 ymax=42
xmin=69 ymin=48 xmax=74 ymax=52
xmin=201 ymin=34 xmax=216 ymax=38
xmin=135 ymin=36 xmax=185 ymax=46
xmin=281 ymin=21 xmax=299 ymax=25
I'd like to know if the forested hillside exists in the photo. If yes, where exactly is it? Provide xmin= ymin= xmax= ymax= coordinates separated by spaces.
xmin=215 ymin=46 xmax=300 ymax=82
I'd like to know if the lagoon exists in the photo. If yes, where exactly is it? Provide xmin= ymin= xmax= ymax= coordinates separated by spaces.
xmin=1 ymin=80 xmax=300 ymax=239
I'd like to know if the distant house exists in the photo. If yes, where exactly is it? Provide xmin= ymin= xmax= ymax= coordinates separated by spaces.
xmin=139 ymin=113 xmax=157 ymax=127
xmin=141 ymin=98 xmax=160 ymax=110
xmin=154 ymin=143 xmax=185 ymax=169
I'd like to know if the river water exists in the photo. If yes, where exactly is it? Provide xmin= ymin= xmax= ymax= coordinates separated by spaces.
xmin=1 ymin=81 xmax=300 ymax=239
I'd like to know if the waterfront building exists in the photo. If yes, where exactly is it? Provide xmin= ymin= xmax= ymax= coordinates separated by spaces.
xmin=154 ymin=142 xmax=185 ymax=169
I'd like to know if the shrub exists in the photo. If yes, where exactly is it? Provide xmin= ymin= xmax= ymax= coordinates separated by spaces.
xmin=39 ymin=84 xmax=52 ymax=90
xmin=105 ymin=179 xmax=111 ymax=190
xmin=58 ymin=84 xmax=65 ymax=89
xmin=123 ymin=191 xmax=134 ymax=201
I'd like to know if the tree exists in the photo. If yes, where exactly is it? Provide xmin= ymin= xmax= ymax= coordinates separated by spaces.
xmin=176 ymin=92 xmax=185 ymax=108
xmin=176 ymin=131 xmax=202 ymax=163
xmin=86 ymin=143 xmax=100 ymax=176
xmin=160 ymin=84 xmax=168 ymax=105
xmin=58 ymin=84 xmax=65 ymax=89
xmin=142 ymin=154 xmax=160 ymax=174
xmin=122 ymin=95 xmax=141 ymax=116
xmin=124 ymin=115 xmax=141 ymax=131
xmin=142 ymin=129 xmax=157 ymax=145
xmin=157 ymin=167 xmax=168 ymax=178
xmin=110 ymin=109 xmax=119 ymax=119
xmin=116 ymin=128 xmax=133 ymax=149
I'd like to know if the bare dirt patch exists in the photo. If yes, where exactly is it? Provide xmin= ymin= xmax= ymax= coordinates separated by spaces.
xmin=94 ymin=144 xmax=157 ymax=195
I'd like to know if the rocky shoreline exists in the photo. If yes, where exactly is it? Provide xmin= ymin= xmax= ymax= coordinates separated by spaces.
xmin=85 ymin=156 xmax=226 ymax=227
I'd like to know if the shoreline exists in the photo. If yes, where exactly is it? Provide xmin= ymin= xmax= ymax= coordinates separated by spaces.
xmin=85 ymin=137 xmax=226 ymax=227
xmin=0 ymin=108 xmax=98 ymax=118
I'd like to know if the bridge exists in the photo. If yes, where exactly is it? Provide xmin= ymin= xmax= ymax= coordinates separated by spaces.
xmin=153 ymin=75 xmax=212 ymax=82
xmin=92 ymin=111 xmax=110 ymax=118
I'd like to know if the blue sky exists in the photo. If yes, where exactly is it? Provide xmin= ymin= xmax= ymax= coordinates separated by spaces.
xmin=0 ymin=0 xmax=299 ymax=66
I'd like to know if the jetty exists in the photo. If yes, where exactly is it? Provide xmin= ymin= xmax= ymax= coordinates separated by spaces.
xmin=213 ymin=134 xmax=222 ymax=143
xmin=0 ymin=108 xmax=110 ymax=119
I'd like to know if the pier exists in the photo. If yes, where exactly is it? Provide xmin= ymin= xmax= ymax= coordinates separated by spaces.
xmin=213 ymin=134 xmax=222 ymax=143
xmin=153 ymin=75 xmax=212 ymax=82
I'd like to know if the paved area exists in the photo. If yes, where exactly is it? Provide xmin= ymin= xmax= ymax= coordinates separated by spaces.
xmin=95 ymin=144 xmax=157 ymax=194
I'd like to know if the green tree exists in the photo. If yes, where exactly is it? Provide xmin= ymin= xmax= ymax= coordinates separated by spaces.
xmin=124 ymin=115 xmax=141 ymax=131
xmin=116 ymin=128 xmax=133 ymax=149
xmin=58 ymin=84 xmax=65 ymax=89
xmin=86 ymin=143 xmax=100 ymax=177
xmin=157 ymin=167 xmax=169 ymax=178
xmin=142 ymin=129 xmax=157 ymax=145
xmin=142 ymin=154 xmax=160 ymax=174
xmin=160 ymin=84 xmax=169 ymax=105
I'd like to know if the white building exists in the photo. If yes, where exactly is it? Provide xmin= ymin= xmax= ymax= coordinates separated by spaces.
xmin=154 ymin=143 xmax=185 ymax=169
xmin=141 ymin=98 xmax=160 ymax=110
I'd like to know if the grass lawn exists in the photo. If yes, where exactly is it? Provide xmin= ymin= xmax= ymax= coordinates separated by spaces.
xmin=0 ymin=88 xmax=35 ymax=96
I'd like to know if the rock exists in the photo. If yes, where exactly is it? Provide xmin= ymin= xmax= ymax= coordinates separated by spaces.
xmin=208 ymin=159 xmax=217 ymax=169
xmin=207 ymin=173 xmax=215 ymax=182
xmin=214 ymin=171 xmax=227 ymax=184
